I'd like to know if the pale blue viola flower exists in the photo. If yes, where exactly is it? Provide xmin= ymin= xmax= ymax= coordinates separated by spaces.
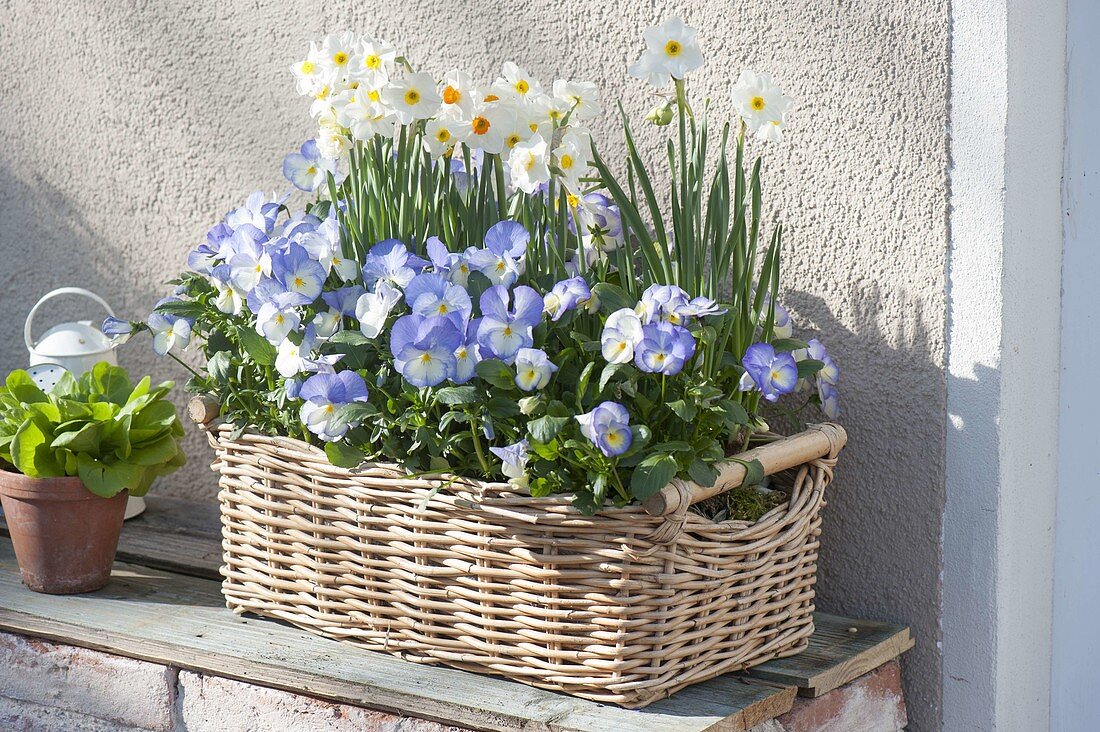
xmin=354 ymin=281 xmax=403 ymax=339
xmin=636 ymin=283 xmax=691 ymax=325
xmin=270 ymin=243 xmax=326 ymax=304
xmin=572 ymin=192 xmax=623 ymax=251
xmin=469 ymin=220 xmax=529 ymax=286
xmin=101 ymin=316 xmax=134 ymax=345
xmin=404 ymin=272 xmax=472 ymax=329
xmin=282 ymin=139 xmax=342 ymax=192
xmin=425 ymin=236 xmax=460 ymax=278
xmin=543 ymin=277 xmax=591 ymax=322
xmin=147 ymin=312 xmax=191 ymax=356
xmin=321 ymin=285 xmax=365 ymax=317
xmin=187 ymin=222 xmax=234 ymax=274
xmin=758 ymin=293 xmax=793 ymax=338
xmin=799 ymin=338 xmax=839 ymax=385
xmin=449 ymin=147 xmax=483 ymax=193
xmin=282 ymin=211 xmax=322 ymax=241
xmin=634 ymin=322 xmax=696 ymax=375
xmin=477 ymin=285 xmax=543 ymax=363
xmin=299 ymin=217 xmax=357 ymax=281
xmin=489 ymin=439 xmax=529 ymax=482
xmin=311 ymin=309 xmax=342 ymax=338
xmin=276 ymin=325 xmax=342 ymax=378
xmin=576 ymin=401 xmax=633 ymax=457
xmin=255 ymin=295 xmax=301 ymax=345
xmin=739 ymin=342 xmax=798 ymax=402
xmin=600 ymin=308 xmax=645 ymax=364
xmin=225 ymin=190 xmax=287 ymax=235
xmin=677 ymin=296 xmax=727 ymax=320
xmin=362 ymin=239 xmax=428 ymax=290
xmin=226 ymin=225 xmax=272 ymax=294
xmin=513 ymin=348 xmax=558 ymax=391
xmin=209 ymin=264 xmax=245 ymax=315
xmin=298 ymin=371 xmax=370 ymax=442
xmin=818 ymin=382 xmax=840 ymax=419
xmin=389 ymin=314 xmax=463 ymax=387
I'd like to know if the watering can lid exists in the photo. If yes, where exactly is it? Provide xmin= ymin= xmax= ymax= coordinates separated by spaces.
xmin=34 ymin=322 xmax=113 ymax=357
xmin=25 ymin=287 xmax=117 ymax=358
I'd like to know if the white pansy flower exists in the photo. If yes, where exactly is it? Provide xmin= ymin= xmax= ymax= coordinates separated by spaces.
xmin=600 ymin=308 xmax=644 ymax=364
xmin=148 ymin=314 xmax=192 ymax=357
xmin=256 ymin=302 xmax=300 ymax=345
xmin=382 ymin=72 xmax=442 ymax=124
xmin=552 ymin=79 xmax=602 ymax=122
xmin=439 ymin=69 xmax=476 ymax=115
xmin=628 ymin=15 xmax=704 ymax=88
xmin=312 ymin=309 xmax=342 ymax=338
xmin=355 ymin=282 xmax=403 ymax=339
xmin=509 ymin=134 xmax=551 ymax=194
xmin=730 ymin=71 xmax=793 ymax=137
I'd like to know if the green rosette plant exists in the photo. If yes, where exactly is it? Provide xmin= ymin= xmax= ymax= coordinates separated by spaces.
xmin=0 ymin=363 xmax=186 ymax=497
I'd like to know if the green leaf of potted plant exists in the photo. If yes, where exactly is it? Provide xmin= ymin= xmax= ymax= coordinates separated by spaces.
xmin=0 ymin=362 xmax=185 ymax=594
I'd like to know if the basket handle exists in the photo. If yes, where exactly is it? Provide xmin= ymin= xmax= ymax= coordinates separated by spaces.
xmin=642 ymin=423 xmax=847 ymax=517
xmin=25 ymin=287 xmax=116 ymax=351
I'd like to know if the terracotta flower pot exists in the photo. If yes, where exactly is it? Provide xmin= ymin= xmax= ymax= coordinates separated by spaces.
xmin=0 ymin=471 xmax=127 ymax=594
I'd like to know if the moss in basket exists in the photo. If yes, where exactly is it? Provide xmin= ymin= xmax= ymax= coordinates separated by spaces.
xmin=0 ymin=363 xmax=186 ymax=497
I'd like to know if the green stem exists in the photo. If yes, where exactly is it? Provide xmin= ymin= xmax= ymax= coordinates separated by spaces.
xmin=469 ymin=419 xmax=491 ymax=476
xmin=167 ymin=352 xmax=202 ymax=379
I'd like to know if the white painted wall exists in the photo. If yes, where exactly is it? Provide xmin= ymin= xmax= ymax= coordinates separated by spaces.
xmin=1052 ymin=0 xmax=1100 ymax=728
xmin=944 ymin=0 xmax=1065 ymax=729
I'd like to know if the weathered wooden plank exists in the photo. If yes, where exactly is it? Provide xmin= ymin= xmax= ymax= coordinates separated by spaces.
xmin=0 ymin=540 xmax=794 ymax=732
xmin=1 ymin=495 xmax=224 ymax=581
xmin=745 ymin=613 xmax=914 ymax=697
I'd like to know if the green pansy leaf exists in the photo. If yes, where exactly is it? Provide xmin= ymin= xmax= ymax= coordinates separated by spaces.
xmin=236 ymin=326 xmax=277 ymax=366
xmin=433 ymin=386 xmax=479 ymax=405
xmin=629 ymin=453 xmax=678 ymax=500
xmin=327 ymin=330 xmax=372 ymax=346
xmin=154 ymin=299 xmax=205 ymax=319
xmin=591 ymin=283 xmax=634 ymax=314
xmin=475 ymin=359 xmax=515 ymax=390
xmin=688 ymin=458 xmax=720 ymax=488
xmin=325 ymin=441 xmax=367 ymax=469
xmin=668 ymin=399 xmax=697 ymax=422
xmin=719 ymin=399 xmax=750 ymax=426
xmin=796 ymin=359 xmax=825 ymax=379
xmin=771 ymin=338 xmax=809 ymax=353
xmin=528 ymin=415 xmax=569 ymax=443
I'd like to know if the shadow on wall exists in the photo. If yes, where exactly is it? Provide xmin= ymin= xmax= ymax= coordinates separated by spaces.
xmin=0 ymin=161 xmax=212 ymax=497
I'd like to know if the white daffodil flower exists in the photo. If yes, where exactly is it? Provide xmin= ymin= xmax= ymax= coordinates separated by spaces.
xmin=462 ymin=102 xmax=513 ymax=155
xmin=424 ymin=111 xmax=464 ymax=157
xmin=439 ymin=69 xmax=476 ymax=115
xmin=339 ymin=86 xmax=396 ymax=141
xmin=349 ymin=36 xmax=396 ymax=88
xmin=492 ymin=62 xmax=543 ymax=103
xmin=731 ymin=71 xmax=793 ymax=136
xmin=318 ymin=32 xmax=357 ymax=79
xmin=291 ymin=42 xmax=326 ymax=96
xmin=552 ymin=79 xmax=602 ymax=122
xmin=509 ymin=134 xmax=551 ymax=194
xmin=628 ymin=15 xmax=704 ymax=88
xmin=383 ymin=72 xmax=443 ymax=124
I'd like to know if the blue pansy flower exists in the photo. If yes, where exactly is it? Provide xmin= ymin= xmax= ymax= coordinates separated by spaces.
xmin=576 ymin=401 xmax=633 ymax=457
xmin=187 ymin=221 xmax=235 ymax=274
xmin=543 ymin=276 xmax=591 ymax=321
xmin=363 ymin=239 xmax=429 ymax=290
xmin=298 ymin=371 xmax=370 ymax=442
xmin=225 ymin=190 xmax=286 ymax=234
xmin=226 ymin=225 xmax=272 ymax=294
xmin=283 ymin=139 xmax=342 ymax=192
xmin=270 ymin=243 xmax=327 ymax=303
xmin=468 ymin=220 xmax=528 ymax=285
xmin=739 ymin=343 xmax=798 ymax=402
xmin=404 ymin=272 xmax=472 ymax=329
xmin=452 ymin=320 xmax=481 ymax=384
xmin=513 ymin=348 xmax=558 ymax=391
xmin=489 ymin=439 xmax=529 ymax=483
xmin=322 ymin=285 xmax=367 ymax=317
xmin=634 ymin=321 xmax=696 ymax=375
xmin=476 ymin=285 xmax=544 ymax=363
xmin=389 ymin=314 xmax=463 ymax=387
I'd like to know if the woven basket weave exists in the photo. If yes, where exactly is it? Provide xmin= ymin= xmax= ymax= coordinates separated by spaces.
xmin=194 ymin=401 xmax=845 ymax=709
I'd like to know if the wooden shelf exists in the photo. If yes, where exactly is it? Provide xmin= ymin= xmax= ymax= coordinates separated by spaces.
xmin=0 ymin=496 xmax=912 ymax=731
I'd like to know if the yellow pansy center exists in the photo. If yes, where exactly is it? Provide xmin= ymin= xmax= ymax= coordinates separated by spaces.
xmin=443 ymin=85 xmax=461 ymax=104
xmin=333 ymin=51 xmax=349 ymax=66
xmin=769 ymin=368 xmax=781 ymax=381
xmin=664 ymin=40 xmax=682 ymax=57
xmin=437 ymin=303 xmax=449 ymax=314
xmin=606 ymin=431 xmax=624 ymax=446
xmin=751 ymin=96 xmax=766 ymax=111
xmin=306 ymin=165 xmax=317 ymax=176
xmin=324 ymin=404 xmax=335 ymax=414
xmin=404 ymin=88 xmax=421 ymax=106
xmin=472 ymin=116 xmax=491 ymax=135
xmin=420 ymin=353 xmax=433 ymax=363
xmin=293 ymin=277 xmax=305 ymax=288
xmin=503 ymin=325 xmax=513 ymax=336
xmin=275 ymin=314 xmax=285 ymax=325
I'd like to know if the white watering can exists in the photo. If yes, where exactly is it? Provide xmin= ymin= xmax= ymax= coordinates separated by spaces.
xmin=23 ymin=287 xmax=146 ymax=519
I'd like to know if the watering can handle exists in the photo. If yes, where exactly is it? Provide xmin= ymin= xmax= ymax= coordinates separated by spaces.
xmin=24 ymin=288 xmax=117 ymax=351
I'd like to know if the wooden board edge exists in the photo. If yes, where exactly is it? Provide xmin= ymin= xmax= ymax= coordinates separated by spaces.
xmin=726 ymin=682 xmax=797 ymax=731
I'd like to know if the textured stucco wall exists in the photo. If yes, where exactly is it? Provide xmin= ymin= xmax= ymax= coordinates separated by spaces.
xmin=0 ymin=2 xmax=948 ymax=728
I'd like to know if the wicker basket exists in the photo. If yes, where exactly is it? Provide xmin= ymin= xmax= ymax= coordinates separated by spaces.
xmin=190 ymin=398 xmax=845 ymax=709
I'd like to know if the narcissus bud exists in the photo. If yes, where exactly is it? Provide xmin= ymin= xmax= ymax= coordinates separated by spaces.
xmin=644 ymin=100 xmax=675 ymax=126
